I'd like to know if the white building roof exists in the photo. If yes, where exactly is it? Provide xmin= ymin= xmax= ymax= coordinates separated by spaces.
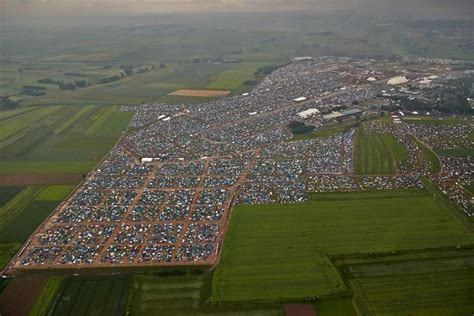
xmin=298 ymin=108 xmax=319 ymax=119
xmin=387 ymin=76 xmax=409 ymax=85
xmin=293 ymin=97 xmax=307 ymax=102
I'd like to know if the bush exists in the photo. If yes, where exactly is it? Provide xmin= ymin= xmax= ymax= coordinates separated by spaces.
xmin=59 ymin=82 xmax=76 ymax=91
xmin=288 ymin=121 xmax=315 ymax=135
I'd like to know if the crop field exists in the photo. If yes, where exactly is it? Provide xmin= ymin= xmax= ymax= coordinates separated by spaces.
xmin=34 ymin=185 xmax=74 ymax=201
xmin=212 ymin=190 xmax=474 ymax=302
xmin=15 ymin=62 xmax=260 ymax=106
xmin=47 ymin=276 xmax=131 ymax=316
xmin=29 ymin=277 xmax=64 ymax=316
xmin=0 ymin=185 xmax=74 ymax=270
xmin=0 ymin=161 xmax=96 ymax=175
xmin=0 ymin=186 xmax=23 ymax=206
xmin=314 ymin=298 xmax=357 ymax=316
xmin=0 ymin=104 xmax=132 ymax=177
xmin=0 ymin=107 xmax=38 ymax=121
xmin=354 ymin=127 xmax=408 ymax=175
xmin=0 ymin=186 xmax=44 ymax=233
xmin=402 ymin=117 xmax=469 ymax=125
xmin=338 ymin=248 xmax=474 ymax=315
xmin=0 ymin=276 xmax=48 ymax=316
xmin=128 ymin=273 xmax=283 ymax=315
xmin=0 ymin=242 xmax=22 ymax=269
xmin=0 ymin=106 xmax=64 ymax=143
xmin=129 ymin=274 xmax=205 ymax=314
xmin=205 ymin=62 xmax=266 ymax=90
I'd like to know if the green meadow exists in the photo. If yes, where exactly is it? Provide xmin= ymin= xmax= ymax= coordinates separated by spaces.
xmin=212 ymin=190 xmax=474 ymax=302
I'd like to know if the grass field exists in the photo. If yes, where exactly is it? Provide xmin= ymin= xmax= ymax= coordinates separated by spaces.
xmin=0 ymin=106 xmax=64 ymax=142
xmin=338 ymin=248 xmax=474 ymax=315
xmin=0 ymin=161 xmax=96 ymax=174
xmin=354 ymin=126 xmax=409 ymax=175
xmin=212 ymin=190 xmax=474 ymax=302
xmin=435 ymin=148 xmax=474 ymax=157
xmin=34 ymin=185 xmax=74 ymax=201
xmin=314 ymin=298 xmax=357 ymax=316
xmin=0 ymin=104 xmax=131 ymax=175
xmin=129 ymin=274 xmax=205 ymax=314
xmin=0 ymin=186 xmax=43 ymax=231
xmin=48 ymin=276 xmax=131 ymax=316
xmin=128 ymin=273 xmax=283 ymax=316
xmin=0 ymin=242 xmax=22 ymax=270
xmin=29 ymin=277 xmax=63 ymax=316
xmin=412 ymin=137 xmax=442 ymax=174
xmin=0 ymin=187 xmax=23 ymax=207
xmin=402 ymin=117 xmax=469 ymax=125
xmin=0 ymin=185 xmax=74 ymax=270
xmin=205 ymin=62 xmax=266 ymax=90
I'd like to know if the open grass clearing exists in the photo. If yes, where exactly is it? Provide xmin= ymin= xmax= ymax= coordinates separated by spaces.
xmin=0 ymin=186 xmax=43 ymax=230
xmin=128 ymin=273 xmax=283 ymax=316
xmin=435 ymin=148 xmax=474 ymax=157
xmin=0 ymin=242 xmax=22 ymax=270
xmin=212 ymin=190 xmax=474 ymax=302
xmin=34 ymin=185 xmax=74 ymax=201
xmin=47 ymin=276 xmax=131 ymax=316
xmin=205 ymin=62 xmax=267 ymax=90
xmin=0 ymin=187 xmax=23 ymax=207
xmin=0 ymin=161 xmax=96 ymax=174
xmin=0 ymin=106 xmax=63 ymax=142
xmin=342 ymin=249 xmax=474 ymax=315
xmin=354 ymin=127 xmax=408 ymax=175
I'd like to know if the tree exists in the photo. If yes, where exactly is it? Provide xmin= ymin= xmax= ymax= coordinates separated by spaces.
xmin=0 ymin=97 xmax=19 ymax=111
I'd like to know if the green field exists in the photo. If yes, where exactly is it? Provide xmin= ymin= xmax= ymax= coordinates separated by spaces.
xmin=205 ymin=63 xmax=265 ymax=90
xmin=0 ymin=161 xmax=96 ymax=174
xmin=2 ymin=10 xmax=473 ymax=106
xmin=435 ymin=148 xmax=474 ymax=157
xmin=314 ymin=298 xmax=358 ymax=316
xmin=48 ymin=277 xmax=131 ymax=316
xmin=129 ymin=274 xmax=205 ymax=315
xmin=338 ymin=248 xmax=474 ymax=315
xmin=0 ymin=187 xmax=23 ymax=206
xmin=29 ymin=277 xmax=64 ymax=316
xmin=412 ymin=137 xmax=442 ymax=174
xmin=0 ymin=104 xmax=132 ymax=175
xmin=34 ymin=185 xmax=74 ymax=201
xmin=0 ymin=186 xmax=44 ymax=232
xmin=0 ymin=242 xmax=22 ymax=270
xmin=354 ymin=127 xmax=409 ymax=175
xmin=0 ymin=185 xmax=74 ymax=270
xmin=212 ymin=190 xmax=474 ymax=302
xmin=128 ymin=273 xmax=283 ymax=316
xmin=0 ymin=106 xmax=64 ymax=142
xmin=403 ymin=117 xmax=469 ymax=125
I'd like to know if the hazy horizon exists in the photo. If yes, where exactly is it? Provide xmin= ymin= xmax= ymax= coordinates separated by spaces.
xmin=2 ymin=0 xmax=473 ymax=23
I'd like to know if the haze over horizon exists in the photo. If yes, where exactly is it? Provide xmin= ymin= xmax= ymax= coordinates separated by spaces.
xmin=2 ymin=0 xmax=473 ymax=20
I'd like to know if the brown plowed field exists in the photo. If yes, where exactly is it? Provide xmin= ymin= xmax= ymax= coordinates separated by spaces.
xmin=0 ymin=276 xmax=48 ymax=316
xmin=168 ymin=89 xmax=230 ymax=97
xmin=0 ymin=174 xmax=83 ymax=186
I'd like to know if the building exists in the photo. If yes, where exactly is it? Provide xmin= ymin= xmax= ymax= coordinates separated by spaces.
xmin=297 ymin=108 xmax=319 ymax=119
xmin=293 ymin=97 xmax=307 ymax=103
xmin=387 ymin=76 xmax=409 ymax=85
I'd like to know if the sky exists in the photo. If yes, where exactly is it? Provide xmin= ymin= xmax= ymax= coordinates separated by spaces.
xmin=1 ymin=0 xmax=472 ymax=21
